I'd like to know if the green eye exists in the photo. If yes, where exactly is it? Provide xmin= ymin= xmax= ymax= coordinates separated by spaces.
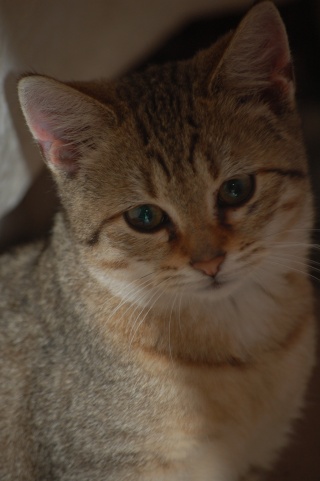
xmin=124 ymin=204 xmax=168 ymax=232
xmin=218 ymin=174 xmax=255 ymax=207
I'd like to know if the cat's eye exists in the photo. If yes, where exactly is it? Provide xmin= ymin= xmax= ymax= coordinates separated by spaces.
xmin=124 ymin=204 xmax=168 ymax=232
xmin=218 ymin=174 xmax=255 ymax=207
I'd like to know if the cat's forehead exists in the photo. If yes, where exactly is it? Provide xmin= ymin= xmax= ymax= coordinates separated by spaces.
xmin=112 ymin=65 xmax=281 ymax=188
xmin=114 ymin=65 xmax=212 ymax=177
xmin=117 ymin=62 xmax=198 ymax=140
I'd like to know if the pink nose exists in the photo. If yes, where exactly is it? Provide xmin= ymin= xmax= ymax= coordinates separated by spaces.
xmin=191 ymin=254 xmax=225 ymax=277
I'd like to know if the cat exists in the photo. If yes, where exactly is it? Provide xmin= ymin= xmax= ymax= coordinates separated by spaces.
xmin=0 ymin=2 xmax=316 ymax=480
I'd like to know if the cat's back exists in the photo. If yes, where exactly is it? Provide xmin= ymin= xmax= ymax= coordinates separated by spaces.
xmin=0 ymin=242 xmax=50 ymax=480
xmin=0 ymin=240 xmax=51 ymax=372
xmin=0 ymin=240 xmax=47 ymax=314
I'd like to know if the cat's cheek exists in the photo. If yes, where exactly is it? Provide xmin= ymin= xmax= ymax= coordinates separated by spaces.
xmin=84 ymin=246 xmax=130 ymax=281
xmin=264 ymin=187 xmax=312 ymax=244
xmin=277 ymin=184 xmax=311 ymax=223
xmin=220 ymin=207 xmax=245 ymax=225
xmin=96 ymin=223 xmax=171 ymax=259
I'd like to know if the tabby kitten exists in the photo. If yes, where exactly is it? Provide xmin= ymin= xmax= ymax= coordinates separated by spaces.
xmin=0 ymin=2 xmax=315 ymax=480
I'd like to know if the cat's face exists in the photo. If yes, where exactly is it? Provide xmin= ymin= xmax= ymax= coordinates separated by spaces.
xmin=79 ymin=88 xmax=311 ymax=307
xmin=18 ymin=1 xmax=313 ymax=309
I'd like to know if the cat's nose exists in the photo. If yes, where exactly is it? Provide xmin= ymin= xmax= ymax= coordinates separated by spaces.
xmin=191 ymin=254 xmax=225 ymax=277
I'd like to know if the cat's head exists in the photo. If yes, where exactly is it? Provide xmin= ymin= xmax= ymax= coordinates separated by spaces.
xmin=18 ymin=2 xmax=312 ymax=309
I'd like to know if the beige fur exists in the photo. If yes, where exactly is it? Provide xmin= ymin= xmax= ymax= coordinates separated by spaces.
xmin=0 ymin=2 xmax=316 ymax=480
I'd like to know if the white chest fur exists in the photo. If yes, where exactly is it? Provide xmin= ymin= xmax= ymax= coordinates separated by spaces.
xmin=135 ymin=315 xmax=314 ymax=481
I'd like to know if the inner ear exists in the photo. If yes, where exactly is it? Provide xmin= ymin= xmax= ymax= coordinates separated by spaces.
xmin=18 ymin=75 xmax=117 ymax=175
xmin=209 ymin=1 xmax=295 ymax=111
xmin=28 ymin=112 xmax=82 ymax=174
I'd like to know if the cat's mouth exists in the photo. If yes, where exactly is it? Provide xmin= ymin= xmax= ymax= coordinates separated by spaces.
xmin=203 ymin=275 xmax=240 ymax=295
xmin=195 ymin=276 xmax=225 ymax=292
xmin=186 ymin=275 xmax=227 ymax=293
xmin=208 ymin=278 xmax=224 ymax=289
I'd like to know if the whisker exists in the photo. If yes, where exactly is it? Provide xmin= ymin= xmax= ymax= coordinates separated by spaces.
xmin=126 ymin=288 xmax=156 ymax=343
xmin=248 ymin=249 xmax=320 ymax=279
xmin=263 ymin=259 xmax=320 ymax=284
xmin=104 ymin=275 xmax=165 ymax=345
xmin=136 ymin=271 xmax=156 ymax=281
xmin=269 ymin=254 xmax=320 ymax=273
xmin=177 ymin=292 xmax=183 ymax=339
xmin=128 ymin=277 xmax=174 ymax=350
xmin=126 ymin=281 xmax=166 ymax=345
xmin=127 ymin=291 xmax=162 ymax=351
xmin=168 ymin=291 xmax=179 ymax=368
xmin=264 ymin=228 xmax=320 ymax=240
xmin=106 ymin=273 xmax=158 ymax=322
xmin=128 ymin=292 xmax=165 ymax=352
xmin=269 ymin=242 xmax=320 ymax=250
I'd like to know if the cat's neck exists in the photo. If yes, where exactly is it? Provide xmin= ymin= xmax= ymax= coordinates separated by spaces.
xmin=96 ymin=278 xmax=310 ymax=367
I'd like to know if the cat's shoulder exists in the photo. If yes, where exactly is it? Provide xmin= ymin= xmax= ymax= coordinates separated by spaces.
xmin=0 ymin=239 xmax=49 ymax=309
xmin=0 ymin=239 xmax=47 ymax=274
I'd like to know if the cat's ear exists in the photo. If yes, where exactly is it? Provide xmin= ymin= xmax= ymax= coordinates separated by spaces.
xmin=18 ymin=75 xmax=117 ymax=175
xmin=210 ymin=1 xmax=294 ymax=110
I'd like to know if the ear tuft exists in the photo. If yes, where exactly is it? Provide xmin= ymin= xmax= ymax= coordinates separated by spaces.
xmin=210 ymin=1 xmax=294 ymax=111
xmin=18 ymin=75 xmax=116 ymax=174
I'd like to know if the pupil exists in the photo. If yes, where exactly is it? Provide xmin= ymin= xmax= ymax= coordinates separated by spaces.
xmin=140 ymin=206 xmax=152 ymax=224
xmin=227 ymin=180 xmax=242 ymax=197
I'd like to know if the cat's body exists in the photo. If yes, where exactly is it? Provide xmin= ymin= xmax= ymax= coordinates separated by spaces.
xmin=0 ymin=3 xmax=316 ymax=480
xmin=0 ymin=231 xmax=315 ymax=481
